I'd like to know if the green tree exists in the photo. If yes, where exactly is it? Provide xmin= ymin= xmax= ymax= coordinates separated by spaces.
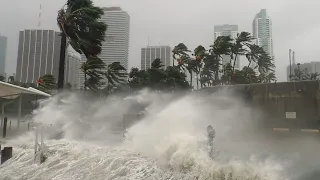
xmin=172 ymin=43 xmax=191 ymax=66
xmin=105 ymin=62 xmax=127 ymax=92
xmin=128 ymin=59 xmax=190 ymax=92
xmin=57 ymin=0 xmax=107 ymax=89
xmin=38 ymin=74 xmax=56 ymax=92
xmin=304 ymin=72 xmax=319 ymax=80
xmin=80 ymin=56 xmax=105 ymax=91
xmin=193 ymin=45 xmax=206 ymax=89
xmin=255 ymin=52 xmax=275 ymax=74
xmin=0 ymin=75 xmax=5 ymax=82
xmin=7 ymin=76 xmax=14 ymax=84
xmin=259 ymin=72 xmax=276 ymax=83
xmin=128 ymin=68 xmax=150 ymax=90
xmin=208 ymin=36 xmax=233 ymax=85
xmin=245 ymin=44 xmax=264 ymax=70
xmin=230 ymin=32 xmax=253 ymax=73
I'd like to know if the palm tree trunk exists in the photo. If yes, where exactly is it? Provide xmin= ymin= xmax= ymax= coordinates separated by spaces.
xmin=58 ymin=33 xmax=67 ymax=90
xmin=232 ymin=54 xmax=238 ymax=73
xmin=196 ymin=73 xmax=199 ymax=89
xmin=190 ymin=71 xmax=193 ymax=88
xmin=84 ymin=71 xmax=87 ymax=91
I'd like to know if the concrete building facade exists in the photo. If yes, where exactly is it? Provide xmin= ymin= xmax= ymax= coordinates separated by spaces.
xmin=79 ymin=7 xmax=130 ymax=89
xmin=15 ymin=29 xmax=61 ymax=83
xmin=65 ymin=52 xmax=80 ymax=88
xmin=252 ymin=9 xmax=274 ymax=59
xmin=140 ymin=46 xmax=171 ymax=70
xmin=0 ymin=35 xmax=7 ymax=76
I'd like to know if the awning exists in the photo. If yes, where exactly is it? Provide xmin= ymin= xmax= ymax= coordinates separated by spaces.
xmin=0 ymin=81 xmax=51 ymax=99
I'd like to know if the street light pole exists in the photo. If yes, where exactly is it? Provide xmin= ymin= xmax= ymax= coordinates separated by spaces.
xmin=289 ymin=49 xmax=292 ymax=81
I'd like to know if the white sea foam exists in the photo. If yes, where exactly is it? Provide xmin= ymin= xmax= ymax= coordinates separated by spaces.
xmin=0 ymin=89 xmax=289 ymax=180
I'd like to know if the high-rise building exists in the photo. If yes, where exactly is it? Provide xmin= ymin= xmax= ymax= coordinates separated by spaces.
xmin=65 ymin=52 xmax=80 ymax=88
xmin=79 ymin=7 xmax=130 ymax=89
xmin=214 ymin=24 xmax=240 ymax=69
xmin=141 ymin=46 xmax=171 ymax=70
xmin=0 ymin=35 xmax=7 ymax=76
xmin=252 ymin=9 xmax=274 ymax=59
xmin=15 ymin=29 xmax=61 ymax=83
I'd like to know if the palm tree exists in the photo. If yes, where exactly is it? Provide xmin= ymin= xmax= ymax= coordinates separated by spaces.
xmin=151 ymin=58 xmax=164 ymax=69
xmin=37 ymin=74 xmax=56 ymax=92
xmin=193 ymin=45 xmax=206 ymax=89
xmin=255 ymin=52 xmax=275 ymax=74
xmin=80 ymin=56 xmax=105 ymax=91
xmin=230 ymin=32 xmax=253 ymax=73
xmin=245 ymin=44 xmax=264 ymax=69
xmin=57 ymin=0 xmax=107 ymax=89
xmin=266 ymin=72 xmax=276 ymax=83
xmin=208 ymin=36 xmax=233 ymax=85
xmin=210 ymin=36 xmax=233 ymax=58
xmin=172 ymin=43 xmax=191 ymax=66
xmin=304 ymin=72 xmax=319 ymax=80
xmin=105 ymin=62 xmax=127 ymax=90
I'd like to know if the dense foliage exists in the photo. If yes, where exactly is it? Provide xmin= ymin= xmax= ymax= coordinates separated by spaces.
xmin=57 ymin=0 xmax=127 ymax=91
xmin=127 ymin=31 xmax=276 ymax=93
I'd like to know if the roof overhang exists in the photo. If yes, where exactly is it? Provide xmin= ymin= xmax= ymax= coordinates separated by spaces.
xmin=0 ymin=81 xmax=51 ymax=99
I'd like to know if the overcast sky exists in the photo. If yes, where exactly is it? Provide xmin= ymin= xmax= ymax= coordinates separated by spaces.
xmin=0 ymin=0 xmax=319 ymax=81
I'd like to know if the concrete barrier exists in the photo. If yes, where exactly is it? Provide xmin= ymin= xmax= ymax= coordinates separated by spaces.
xmin=272 ymin=128 xmax=320 ymax=133
xmin=1 ymin=146 xmax=13 ymax=164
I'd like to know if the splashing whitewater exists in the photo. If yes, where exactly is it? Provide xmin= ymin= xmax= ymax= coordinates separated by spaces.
xmin=0 ymin=90 xmax=288 ymax=180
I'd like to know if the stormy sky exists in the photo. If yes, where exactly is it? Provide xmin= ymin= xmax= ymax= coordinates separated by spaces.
xmin=0 ymin=0 xmax=319 ymax=81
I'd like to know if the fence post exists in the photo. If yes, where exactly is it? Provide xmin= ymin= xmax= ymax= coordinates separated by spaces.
xmin=1 ymin=147 xmax=13 ymax=164
xmin=2 ymin=117 xmax=7 ymax=138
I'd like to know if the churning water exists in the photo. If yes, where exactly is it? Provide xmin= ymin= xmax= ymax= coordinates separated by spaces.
xmin=0 ymin=89 xmax=319 ymax=180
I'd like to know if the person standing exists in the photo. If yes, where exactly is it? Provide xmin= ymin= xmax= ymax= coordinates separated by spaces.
xmin=207 ymin=125 xmax=215 ymax=159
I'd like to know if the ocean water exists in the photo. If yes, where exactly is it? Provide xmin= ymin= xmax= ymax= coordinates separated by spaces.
xmin=0 ymin=89 xmax=318 ymax=180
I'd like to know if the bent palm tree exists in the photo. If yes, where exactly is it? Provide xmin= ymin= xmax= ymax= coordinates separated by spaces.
xmin=80 ymin=56 xmax=105 ymax=91
xmin=151 ymin=58 xmax=164 ymax=69
xmin=105 ymin=62 xmax=127 ymax=91
xmin=230 ymin=32 xmax=253 ymax=73
xmin=57 ymin=0 xmax=107 ymax=89
xmin=172 ymin=43 xmax=191 ymax=66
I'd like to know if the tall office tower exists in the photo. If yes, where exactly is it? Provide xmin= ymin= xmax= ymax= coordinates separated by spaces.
xmin=15 ymin=29 xmax=61 ymax=83
xmin=65 ymin=52 xmax=80 ymax=88
xmin=141 ymin=46 xmax=171 ymax=70
xmin=79 ymin=7 xmax=130 ymax=89
xmin=0 ymin=34 xmax=7 ymax=76
xmin=214 ymin=24 xmax=240 ymax=69
xmin=252 ymin=9 xmax=274 ymax=66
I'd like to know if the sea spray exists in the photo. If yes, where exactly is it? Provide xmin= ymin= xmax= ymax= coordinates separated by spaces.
xmin=0 ymin=89 xmax=288 ymax=180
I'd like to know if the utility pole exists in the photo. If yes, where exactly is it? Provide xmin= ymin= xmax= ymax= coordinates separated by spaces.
xmin=289 ymin=49 xmax=292 ymax=81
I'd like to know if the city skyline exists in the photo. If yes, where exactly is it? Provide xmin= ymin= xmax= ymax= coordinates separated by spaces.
xmin=1 ymin=0 xmax=319 ymax=82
